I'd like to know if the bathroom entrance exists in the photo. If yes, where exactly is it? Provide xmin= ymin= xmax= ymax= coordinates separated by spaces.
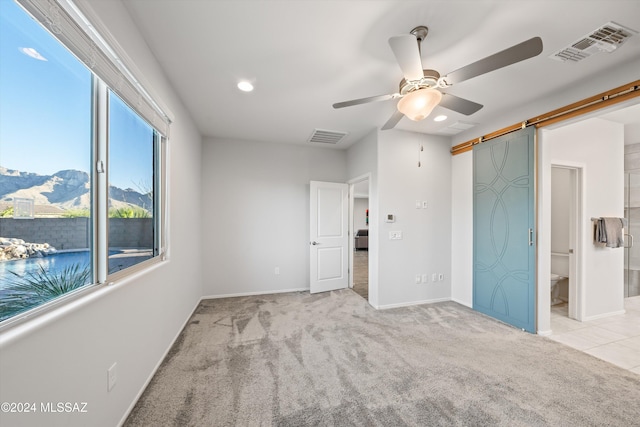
xmin=550 ymin=165 xmax=581 ymax=320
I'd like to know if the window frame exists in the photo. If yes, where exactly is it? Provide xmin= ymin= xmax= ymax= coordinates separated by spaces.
xmin=0 ymin=0 xmax=169 ymax=329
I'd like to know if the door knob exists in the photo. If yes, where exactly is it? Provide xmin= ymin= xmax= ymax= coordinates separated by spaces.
xmin=311 ymin=241 xmax=321 ymax=245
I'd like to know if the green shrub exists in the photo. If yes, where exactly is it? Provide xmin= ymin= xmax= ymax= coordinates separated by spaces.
xmin=109 ymin=206 xmax=151 ymax=218
xmin=0 ymin=263 xmax=91 ymax=322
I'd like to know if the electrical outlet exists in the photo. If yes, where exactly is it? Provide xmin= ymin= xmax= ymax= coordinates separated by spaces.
xmin=439 ymin=273 xmax=444 ymax=281
xmin=107 ymin=362 xmax=117 ymax=392
xmin=415 ymin=274 xmax=421 ymax=284
xmin=422 ymin=201 xmax=428 ymax=209
xmin=432 ymin=273 xmax=437 ymax=282
xmin=422 ymin=273 xmax=428 ymax=283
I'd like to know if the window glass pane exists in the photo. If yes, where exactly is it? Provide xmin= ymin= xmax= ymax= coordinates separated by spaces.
xmin=0 ymin=1 xmax=93 ymax=322
xmin=108 ymin=91 xmax=155 ymax=274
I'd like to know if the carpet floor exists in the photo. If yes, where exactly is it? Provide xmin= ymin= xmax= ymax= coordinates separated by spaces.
xmin=125 ymin=290 xmax=640 ymax=426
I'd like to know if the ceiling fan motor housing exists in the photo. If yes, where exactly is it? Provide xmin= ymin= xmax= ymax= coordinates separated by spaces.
xmin=399 ymin=69 xmax=440 ymax=95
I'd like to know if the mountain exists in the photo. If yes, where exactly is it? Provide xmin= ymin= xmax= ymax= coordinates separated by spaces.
xmin=0 ymin=166 xmax=151 ymax=212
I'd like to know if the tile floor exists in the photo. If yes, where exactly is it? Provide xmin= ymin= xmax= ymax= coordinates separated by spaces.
xmin=549 ymin=295 xmax=640 ymax=375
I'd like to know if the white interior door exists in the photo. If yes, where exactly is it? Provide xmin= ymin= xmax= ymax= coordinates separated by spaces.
xmin=310 ymin=181 xmax=348 ymax=293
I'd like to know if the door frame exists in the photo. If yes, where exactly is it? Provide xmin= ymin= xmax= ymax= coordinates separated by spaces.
xmin=549 ymin=164 xmax=584 ymax=321
xmin=348 ymin=173 xmax=371 ymax=297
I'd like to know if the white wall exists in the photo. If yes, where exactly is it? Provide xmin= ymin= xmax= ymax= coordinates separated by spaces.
xmin=376 ymin=130 xmax=452 ymax=308
xmin=0 ymin=2 xmax=203 ymax=427
xmin=201 ymin=138 xmax=347 ymax=297
xmin=542 ymin=118 xmax=625 ymax=321
xmin=353 ymin=198 xmax=369 ymax=231
xmin=347 ymin=130 xmax=379 ymax=306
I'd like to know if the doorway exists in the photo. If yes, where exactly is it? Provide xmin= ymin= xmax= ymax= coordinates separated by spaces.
xmin=550 ymin=165 xmax=582 ymax=321
xmin=350 ymin=178 xmax=369 ymax=301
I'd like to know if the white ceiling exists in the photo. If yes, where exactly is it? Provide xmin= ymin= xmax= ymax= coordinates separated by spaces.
xmin=122 ymin=0 xmax=640 ymax=148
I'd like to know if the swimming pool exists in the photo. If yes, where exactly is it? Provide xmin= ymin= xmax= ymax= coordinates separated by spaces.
xmin=0 ymin=251 xmax=92 ymax=289
xmin=0 ymin=248 xmax=154 ymax=290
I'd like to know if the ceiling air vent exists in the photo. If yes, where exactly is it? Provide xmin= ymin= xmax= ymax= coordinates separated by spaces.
xmin=438 ymin=121 xmax=477 ymax=135
xmin=307 ymin=129 xmax=348 ymax=145
xmin=550 ymin=21 xmax=637 ymax=63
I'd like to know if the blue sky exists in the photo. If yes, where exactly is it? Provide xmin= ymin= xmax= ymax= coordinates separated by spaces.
xmin=0 ymin=0 xmax=152 ymax=190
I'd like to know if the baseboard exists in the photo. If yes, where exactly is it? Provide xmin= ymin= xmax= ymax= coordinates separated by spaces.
xmin=581 ymin=309 xmax=626 ymax=322
xmin=117 ymin=296 xmax=202 ymax=427
xmin=202 ymin=287 xmax=310 ymax=300
xmin=537 ymin=329 xmax=553 ymax=336
xmin=377 ymin=297 xmax=451 ymax=310
xmin=450 ymin=297 xmax=472 ymax=308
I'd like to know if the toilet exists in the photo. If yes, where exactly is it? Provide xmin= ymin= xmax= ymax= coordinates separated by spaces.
xmin=550 ymin=273 xmax=566 ymax=305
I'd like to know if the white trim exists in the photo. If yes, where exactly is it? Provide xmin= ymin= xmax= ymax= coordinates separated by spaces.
xmin=582 ymin=309 xmax=626 ymax=322
xmin=201 ymin=288 xmax=310 ymax=300
xmin=450 ymin=297 xmax=472 ymax=308
xmin=376 ymin=297 xmax=451 ymax=310
xmin=537 ymin=329 xmax=553 ymax=336
xmin=117 ymin=295 xmax=202 ymax=427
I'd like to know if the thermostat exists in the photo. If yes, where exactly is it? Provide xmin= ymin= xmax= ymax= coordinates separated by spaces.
xmin=386 ymin=214 xmax=395 ymax=223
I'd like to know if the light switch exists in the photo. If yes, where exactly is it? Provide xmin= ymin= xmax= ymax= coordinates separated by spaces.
xmin=422 ymin=201 xmax=428 ymax=209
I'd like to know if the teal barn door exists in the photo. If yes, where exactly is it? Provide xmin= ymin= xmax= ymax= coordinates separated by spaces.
xmin=473 ymin=127 xmax=536 ymax=333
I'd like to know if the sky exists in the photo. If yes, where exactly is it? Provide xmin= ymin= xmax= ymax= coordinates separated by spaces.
xmin=0 ymin=0 xmax=152 ymax=190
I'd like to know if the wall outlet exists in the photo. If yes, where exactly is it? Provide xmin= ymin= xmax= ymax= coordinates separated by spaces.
xmin=432 ymin=273 xmax=437 ymax=282
xmin=439 ymin=273 xmax=444 ymax=281
xmin=421 ymin=273 xmax=428 ymax=283
xmin=422 ymin=201 xmax=428 ymax=209
xmin=415 ymin=274 xmax=421 ymax=284
xmin=107 ymin=362 xmax=117 ymax=392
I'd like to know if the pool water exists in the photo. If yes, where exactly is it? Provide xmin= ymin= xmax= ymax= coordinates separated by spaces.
xmin=0 ymin=251 xmax=92 ymax=289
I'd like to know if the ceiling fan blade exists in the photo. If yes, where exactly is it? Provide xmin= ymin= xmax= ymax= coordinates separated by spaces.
xmin=381 ymin=110 xmax=404 ymax=130
xmin=439 ymin=93 xmax=483 ymax=115
xmin=333 ymin=93 xmax=398 ymax=109
xmin=442 ymin=37 xmax=543 ymax=86
xmin=388 ymin=34 xmax=424 ymax=81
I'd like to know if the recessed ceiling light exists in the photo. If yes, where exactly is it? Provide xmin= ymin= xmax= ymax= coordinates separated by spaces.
xmin=237 ymin=81 xmax=254 ymax=92
xmin=434 ymin=115 xmax=447 ymax=122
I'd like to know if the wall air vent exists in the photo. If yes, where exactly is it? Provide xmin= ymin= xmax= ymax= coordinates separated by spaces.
xmin=307 ymin=129 xmax=348 ymax=144
xmin=550 ymin=21 xmax=638 ymax=62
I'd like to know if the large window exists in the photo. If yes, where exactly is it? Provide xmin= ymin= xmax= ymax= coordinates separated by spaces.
xmin=0 ymin=0 xmax=166 ymax=326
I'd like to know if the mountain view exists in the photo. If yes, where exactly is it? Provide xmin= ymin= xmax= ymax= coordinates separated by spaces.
xmin=0 ymin=166 xmax=151 ymax=214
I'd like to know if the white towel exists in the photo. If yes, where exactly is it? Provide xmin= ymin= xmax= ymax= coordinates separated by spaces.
xmin=601 ymin=217 xmax=626 ymax=248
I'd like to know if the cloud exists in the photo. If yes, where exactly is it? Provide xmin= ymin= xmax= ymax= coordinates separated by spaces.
xmin=19 ymin=47 xmax=48 ymax=61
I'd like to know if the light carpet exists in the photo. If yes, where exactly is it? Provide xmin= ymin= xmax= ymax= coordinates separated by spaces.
xmin=125 ymin=289 xmax=640 ymax=426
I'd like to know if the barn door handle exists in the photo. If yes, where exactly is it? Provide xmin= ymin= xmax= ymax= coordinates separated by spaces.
xmin=528 ymin=228 xmax=533 ymax=246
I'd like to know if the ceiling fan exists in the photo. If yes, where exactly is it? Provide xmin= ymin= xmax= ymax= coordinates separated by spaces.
xmin=333 ymin=26 xmax=543 ymax=130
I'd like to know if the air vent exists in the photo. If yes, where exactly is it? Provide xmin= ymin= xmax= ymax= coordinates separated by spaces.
xmin=438 ymin=121 xmax=477 ymax=135
xmin=307 ymin=129 xmax=348 ymax=144
xmin=550 ymin=21 xmax=637 ymax=62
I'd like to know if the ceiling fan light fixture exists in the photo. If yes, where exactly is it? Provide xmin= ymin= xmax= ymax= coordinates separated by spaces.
xmin=397 ymin=88 xmax=442 ymax=121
